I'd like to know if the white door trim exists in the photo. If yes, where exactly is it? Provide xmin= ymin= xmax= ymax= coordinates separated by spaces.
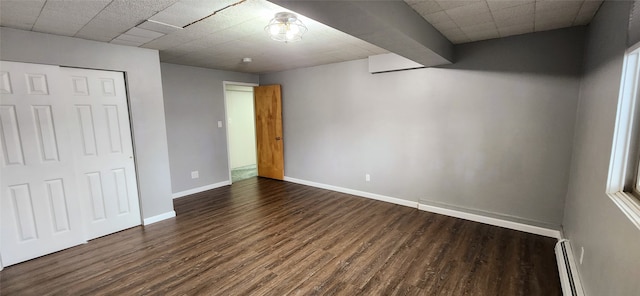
xmin=222 ymin=81 xmax=258 ymax=184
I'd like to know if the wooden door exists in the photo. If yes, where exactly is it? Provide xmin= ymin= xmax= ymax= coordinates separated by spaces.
xmin=0 ymin=61 xmax=85 ymax=266
xmin=62 ymin=67 xmax=141 ymax=240
xmin=254 ymin=85 xmax=284 ymax=180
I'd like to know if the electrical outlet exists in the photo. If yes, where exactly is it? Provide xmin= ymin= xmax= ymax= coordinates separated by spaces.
xmin=365 ymin=173 xmax=371 ymax=182
xmin=580 ymin=247 xmax=584 ymax=265
xmin=191 ymin=171 xmax=199 ymax=179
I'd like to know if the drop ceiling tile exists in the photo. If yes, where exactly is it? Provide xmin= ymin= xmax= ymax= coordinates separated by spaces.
xmin=29 ymin=20 xmax=83 ymax=37
xmin=460 ymin=22 xmax=498 ymax=34
xmin=534 ymin=20 xmax=573 ymax=32
xmin=491 ymin=3 xmax=535 ymax=21
xmin=126 ymin=27 xmax=166 ymax=39
xmin=535 ymin=0 xmax=582 ymax=13
xmin=445 ymin=1 xmax=490 ymax=17
xmin=110 ymin=38 xmax=146 ymax=47
xmin=424 ymin=11 xmax=454 ymax=24
xmin=437 ymin=0 xmax=482 ymax=10
xmin=432 ymin=20 xmax=460 ymax=31
xmin=407 ymin=0 xmax=602 ymax=45
xmin=468 ymin=29 xmax=501 ymax=41
xmin=498 ymin=23 xmax=534 ymax=37
xmin=209 ymin=0 xmax=269 ymax=25
xmin=535 ymin=7 xmax=578 ymax=25
xmin=227 ymin=19 xmax=265 ymax=36
xmin=448 ymin=34 xmax=473 ymax=44
xmin=33 ymin=0 xmax=111 ymax=36
xmin=574 ymin=0 xmax=603 ymax=25
xmin=137 ymin=20 xmax=183 ymax=34
xmin=115 ymin=33 xmax=155 ymax=43
xmin=324 ymin=48 xmax=367 ymax=61
xmin=74 ymin=18 xmax=128 ymax=41
xmin=149 ymin=0 xmax=238 ymax=28
xmin=367 ymin=46 xmax=391 ymax=55
xmin=406 ymin=0 xmax=444 ymax=14
xmin=181 ymin=30 xmax=244 ymax=49
xmin=487 ymin=0 xmax=534 ymax=11
xmin=75 ymin=0 xmax=179 ymax=42
xmin=451 ymin=11 xmax=494 ymax=27
xmin=440 ymin=27 xmax=468 ymax=39
xmin=140 ymin=34 xmax=194 ymax=50
xmin=0 ymin=0 xmax=46 ymax=30
xmin=494 ymin=11 xmax=535 ymax=27
xmin=355 ymin=41 xmax=389 ymax=54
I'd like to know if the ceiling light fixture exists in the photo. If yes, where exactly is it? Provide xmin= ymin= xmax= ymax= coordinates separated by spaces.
xmin=265 ymin=12 xmax=308 ymax=43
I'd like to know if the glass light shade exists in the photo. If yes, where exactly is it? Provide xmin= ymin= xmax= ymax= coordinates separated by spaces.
xmin=265 ymin=12 xmax=308 ymax=42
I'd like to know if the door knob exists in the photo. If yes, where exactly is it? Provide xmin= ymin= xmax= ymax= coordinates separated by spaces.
xmin=275 ymin=137 xmax=281 ymax=140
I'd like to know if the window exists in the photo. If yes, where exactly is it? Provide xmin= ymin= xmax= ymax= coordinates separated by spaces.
xmin=607 ymin=44 xmax=640 ymax=230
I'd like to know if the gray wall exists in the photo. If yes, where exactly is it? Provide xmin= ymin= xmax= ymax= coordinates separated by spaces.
xmin=0 ymin=27 xmax=173 ymax=220
xmin=563 ymin=1 xmax=640 ymax=295
xmin=160 ymin=63 xmax=258 ymax=193
xmin=260 ymin=27 xmax=585 ymax=227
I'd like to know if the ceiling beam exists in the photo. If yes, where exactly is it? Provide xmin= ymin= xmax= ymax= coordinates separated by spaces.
xmin=269 ymin=0 xmax=454 ymax=67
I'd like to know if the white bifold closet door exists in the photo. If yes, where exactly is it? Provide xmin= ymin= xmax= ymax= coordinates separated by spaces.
xmin=0 ymin=61 xmax=140 ymax=267
xmin=0 ymin=61 xmax=85 ymax=266
xmin=62 ymin=67 xmax=140 ymax=240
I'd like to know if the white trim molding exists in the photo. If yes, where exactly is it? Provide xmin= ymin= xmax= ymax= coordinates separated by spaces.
xmin=609 ymin=191 xmax=640 ymax=230
xmin=143 ymin=211 xmax=176 ymax=225
xmin=172 ymin=181 xmax=231 ymax=199
xmin=222 ymin=81 xmax=259 ymax=184
xmin=605 ymin=46 xmax=640 ymax=231
xmin=417 ymin=204 xmax=561 ymax=239
xmin=283 ymin=177 xmax=418 ymax=208
xmin=283 ymin=176 xmax=561 ymax=239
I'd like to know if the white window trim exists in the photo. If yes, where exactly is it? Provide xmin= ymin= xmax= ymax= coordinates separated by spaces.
xmin=607 ymin=43 xmax=640 ymax=231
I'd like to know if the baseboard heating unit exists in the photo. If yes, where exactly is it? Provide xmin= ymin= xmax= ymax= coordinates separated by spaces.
xmin=555 ymin=239 xmax=585 ymax=296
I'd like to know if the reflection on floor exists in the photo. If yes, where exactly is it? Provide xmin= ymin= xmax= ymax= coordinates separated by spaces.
xmin=231 ymin=164 xmax=257 ymax=182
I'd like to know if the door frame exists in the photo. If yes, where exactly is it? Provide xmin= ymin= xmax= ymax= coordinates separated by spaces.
xmin=222 ymin=81 xmax=259 ymax=183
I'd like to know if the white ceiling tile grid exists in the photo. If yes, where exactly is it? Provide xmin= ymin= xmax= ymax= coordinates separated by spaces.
xmin=405 ymin=0 xmax=604 ymax=44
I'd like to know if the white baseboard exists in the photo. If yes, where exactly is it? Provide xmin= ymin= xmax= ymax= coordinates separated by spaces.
xmin=283 ymin=176 xmax=418 ymax=208
xmin=283 ymin=176 xmax=561 ymax=239
xmin=172 ymin=181 xmax=231 ymax=199
xmin=417 ymin=204 xmax=561 ymax=239
xmin=555 ymin=239 xmax=585 ymax=296
xmin=143 ymin=211 xmax=176 ymax=225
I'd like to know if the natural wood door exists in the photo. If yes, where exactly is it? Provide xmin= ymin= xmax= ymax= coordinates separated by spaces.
xmin=254 ymin=85 xmax=284 ymax=180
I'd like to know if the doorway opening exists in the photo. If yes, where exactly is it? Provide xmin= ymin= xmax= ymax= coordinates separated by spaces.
xmin=223 ymin=82 xmax=258 ymax=183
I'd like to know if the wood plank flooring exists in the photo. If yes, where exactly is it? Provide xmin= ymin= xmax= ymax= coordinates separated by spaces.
xmin=0 ymin=177 xmax=561 ymax=295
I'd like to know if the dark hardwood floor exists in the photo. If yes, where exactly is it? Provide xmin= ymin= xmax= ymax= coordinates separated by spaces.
xmin=0 ymin=177 xmax=561 ymax=295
